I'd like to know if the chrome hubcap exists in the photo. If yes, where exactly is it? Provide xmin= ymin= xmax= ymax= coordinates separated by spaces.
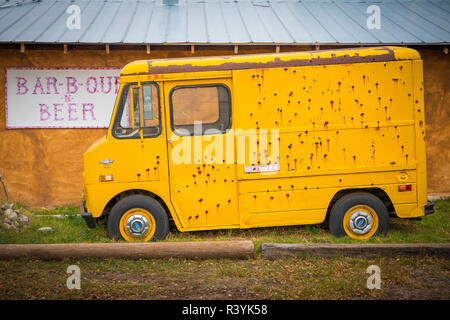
xmin=349 ymin=211 xmax=372 ymax=234
xmin=125 ymin=214 xmax=149 ymax=237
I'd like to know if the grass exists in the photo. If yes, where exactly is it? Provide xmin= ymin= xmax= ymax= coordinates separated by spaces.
xmin=0 ymin=255 xmax=448 ymax=299
xmin=0 ymin=199 xmax=448 ymax=300
xmin=0 ymin=198 xmax=449 ymax=251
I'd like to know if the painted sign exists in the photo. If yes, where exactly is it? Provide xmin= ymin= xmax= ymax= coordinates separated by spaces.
xmin=6 ymin=68 xmax=121 ymax=128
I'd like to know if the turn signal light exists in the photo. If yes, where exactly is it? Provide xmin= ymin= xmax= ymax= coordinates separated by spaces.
xmin=398 ymin=184 xmax=412 ymax=192
xmin=99 ymin=174 xmax=114 ymax=182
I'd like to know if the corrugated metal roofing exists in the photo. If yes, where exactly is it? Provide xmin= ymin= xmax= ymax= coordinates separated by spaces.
xmin=0 ymin=0 xmax=449 ymax=45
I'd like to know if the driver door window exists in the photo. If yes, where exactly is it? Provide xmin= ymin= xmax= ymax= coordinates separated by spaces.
xmin=113 ymin=82 xmax=161 ymax=139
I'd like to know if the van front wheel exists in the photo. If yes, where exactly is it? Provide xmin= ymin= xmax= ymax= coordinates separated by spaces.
xmin=329 ymin=192 xmax=389 ymax=239
xmin=107 ymin=195 xmax=169 ymax=242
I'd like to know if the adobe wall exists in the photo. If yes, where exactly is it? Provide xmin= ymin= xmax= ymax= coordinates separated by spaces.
xmin=0 ymin=45 xmax=448 ymax=207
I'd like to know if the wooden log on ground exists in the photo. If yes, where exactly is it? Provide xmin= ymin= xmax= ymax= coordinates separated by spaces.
xmin=261 ymin=243 xmax=450 ymax=260
xmin=0 ymin=240 xmax=254 ymax=260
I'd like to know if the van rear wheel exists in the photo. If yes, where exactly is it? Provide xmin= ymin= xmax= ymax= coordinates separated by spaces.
xmin=329 ymin=192 xmax=389 ymax=239
xmin=107 ymin=195 xmax=169 ymax=242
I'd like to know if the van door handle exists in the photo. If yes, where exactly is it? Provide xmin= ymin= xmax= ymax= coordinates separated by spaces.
xmin=168 ymin=138 xmax=173 ymax=147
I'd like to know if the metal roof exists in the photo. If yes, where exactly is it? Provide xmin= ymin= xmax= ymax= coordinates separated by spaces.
xmin=0 ymin=0 xmax=449 ymax=45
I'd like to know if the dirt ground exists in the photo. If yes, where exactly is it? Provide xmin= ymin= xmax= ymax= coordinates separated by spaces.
xmin=0 ymin=255 xmax=448 ymax=300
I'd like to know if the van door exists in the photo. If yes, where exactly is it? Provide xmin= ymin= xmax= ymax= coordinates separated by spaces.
xmin=109 ymin=81 xmax=168 ymax=184
xmin=163 ymin=78 xmax=239 ymax=230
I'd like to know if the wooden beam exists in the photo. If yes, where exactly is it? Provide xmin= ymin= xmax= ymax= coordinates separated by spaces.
xmin=262 ymin=243 xmax=450 ymax=259
xmin=315 ymin=45 xmax=320 ymax=51
xmin=106 ymin=44 xmax=110 ymax=54
xmin=234 ymin=45 xmax=238 ymax=54
xmin=63 ymin=44 xmax=68 ymax=54
xmin=275 ymin=45 xmax=280 ymax=53
xmin=0 ymin=241 xmax=255 ymax=260
xmin=20 ymin=43 xmax=25 ymax=53
xmin=191 ymin=44 xmax=195 ymax=54
xmin=146 ymin=44 xmax=151 ymax=54
xmin=444 ymin=47 xmax=448 ymax=55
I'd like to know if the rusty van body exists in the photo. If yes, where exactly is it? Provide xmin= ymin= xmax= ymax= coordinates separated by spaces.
xmin=81 ymin=46 xmax=434 ymax=241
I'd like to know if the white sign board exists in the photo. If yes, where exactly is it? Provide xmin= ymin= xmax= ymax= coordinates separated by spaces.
xmin=6 ymin=68 xmax=121 ymax=128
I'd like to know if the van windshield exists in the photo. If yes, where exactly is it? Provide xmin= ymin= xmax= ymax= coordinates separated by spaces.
xmin=112 ymin=82 xmax=160 ymax=139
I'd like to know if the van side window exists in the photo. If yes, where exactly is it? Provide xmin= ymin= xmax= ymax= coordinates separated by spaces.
xmin=113 ymin=82 xmax=161 ymax=139
xmin=170 ymin=84 xmax=231 ymax=135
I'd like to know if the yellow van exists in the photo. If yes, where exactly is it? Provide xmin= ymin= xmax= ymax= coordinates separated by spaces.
xmin=81 ymin=46 xmax=434 ymax=241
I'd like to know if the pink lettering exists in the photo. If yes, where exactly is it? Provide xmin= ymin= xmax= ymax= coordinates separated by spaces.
xmin=82 ymin=103 xmax=96 ymax=121
xmin=46 ymin=77 xmax=59 ymax=95
xmin=39 ymin=104 xmax=51 ymax=121
xmin=32 ymin=77 xmax=45 ymax=95
xmin=114 ymin=76 xmax=120 ymax=94
xmin=16 ymin=77 xmax=28 ymax=95
xmin=86 ymin=76 xmax=97 ymax=94
xmin=100 ymin=76 xmax=112 ymax=94
xmin=68 ymin=103 xmax=78 ymax=121
xmin=53 ymin=103 xmax=64 ymax=121
xmin=66 ymin=77 xmax=78 ymax=94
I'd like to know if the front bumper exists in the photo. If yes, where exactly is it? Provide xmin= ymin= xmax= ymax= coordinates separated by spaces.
xmin=425 ymin=200 xmax=435 ymax=215
xmin=80 ymin=203 xmax=96 ymax=229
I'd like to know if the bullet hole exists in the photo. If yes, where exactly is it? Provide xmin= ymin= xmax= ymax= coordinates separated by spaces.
xmin=228 ymin=199 xmax=231 ymax=203
xmin=195 ymin=215 xmax=199 ymax=219
xmin=188 ymin=216 xmax=192 ymax=220
xmin=199 ymin=198 xmax=203 ymax=202
xmin=286 ymin=193 xmax=290 ymax=198
xmin=253 ymin=195 xmax=257 ymax=199
xmin=205 ymin=210 xmax=208 ymax=214
xmin=390 ymin=161 xmax=396 ymax=165
xmin=289 ymin=91 xmax=293 ymax=96
xmin=217 ymin=203 xmax=220 ymax=207
xmin=339 ymin=179 xmax=342 ymax=182
xmin=270 ymin=196 xmax=274 ymax=200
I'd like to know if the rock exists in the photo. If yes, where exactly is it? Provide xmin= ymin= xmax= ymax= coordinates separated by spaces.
xmin=18 ymin=215 xmax=29 ymax=224
xmin=38 ymin=226 xmax=53 ymax=232
xmin=2 ymin=222 xmax=12 ymax=229
xmin=5 ymin=209 xmax=18 ymax=221
xmin=1 ymin=203 xmax=13 ymax=211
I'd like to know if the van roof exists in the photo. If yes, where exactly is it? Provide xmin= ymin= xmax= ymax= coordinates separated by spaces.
xmin=120 ymin=46 xmax=420 ymax=77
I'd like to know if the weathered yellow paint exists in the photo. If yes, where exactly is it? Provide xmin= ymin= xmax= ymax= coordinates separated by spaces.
xmin=82 ymin=46 xmax=429 ymax=238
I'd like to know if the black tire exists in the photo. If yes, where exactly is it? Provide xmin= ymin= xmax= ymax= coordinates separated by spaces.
xmin=329 ymin=192 xmax=389 ymax=239
xmin=107 ymin=195 xmax=169 ymax=241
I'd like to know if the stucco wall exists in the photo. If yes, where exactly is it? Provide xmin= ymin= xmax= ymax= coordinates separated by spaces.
xmin=0 ymin=45 xmax=448 ymax=206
